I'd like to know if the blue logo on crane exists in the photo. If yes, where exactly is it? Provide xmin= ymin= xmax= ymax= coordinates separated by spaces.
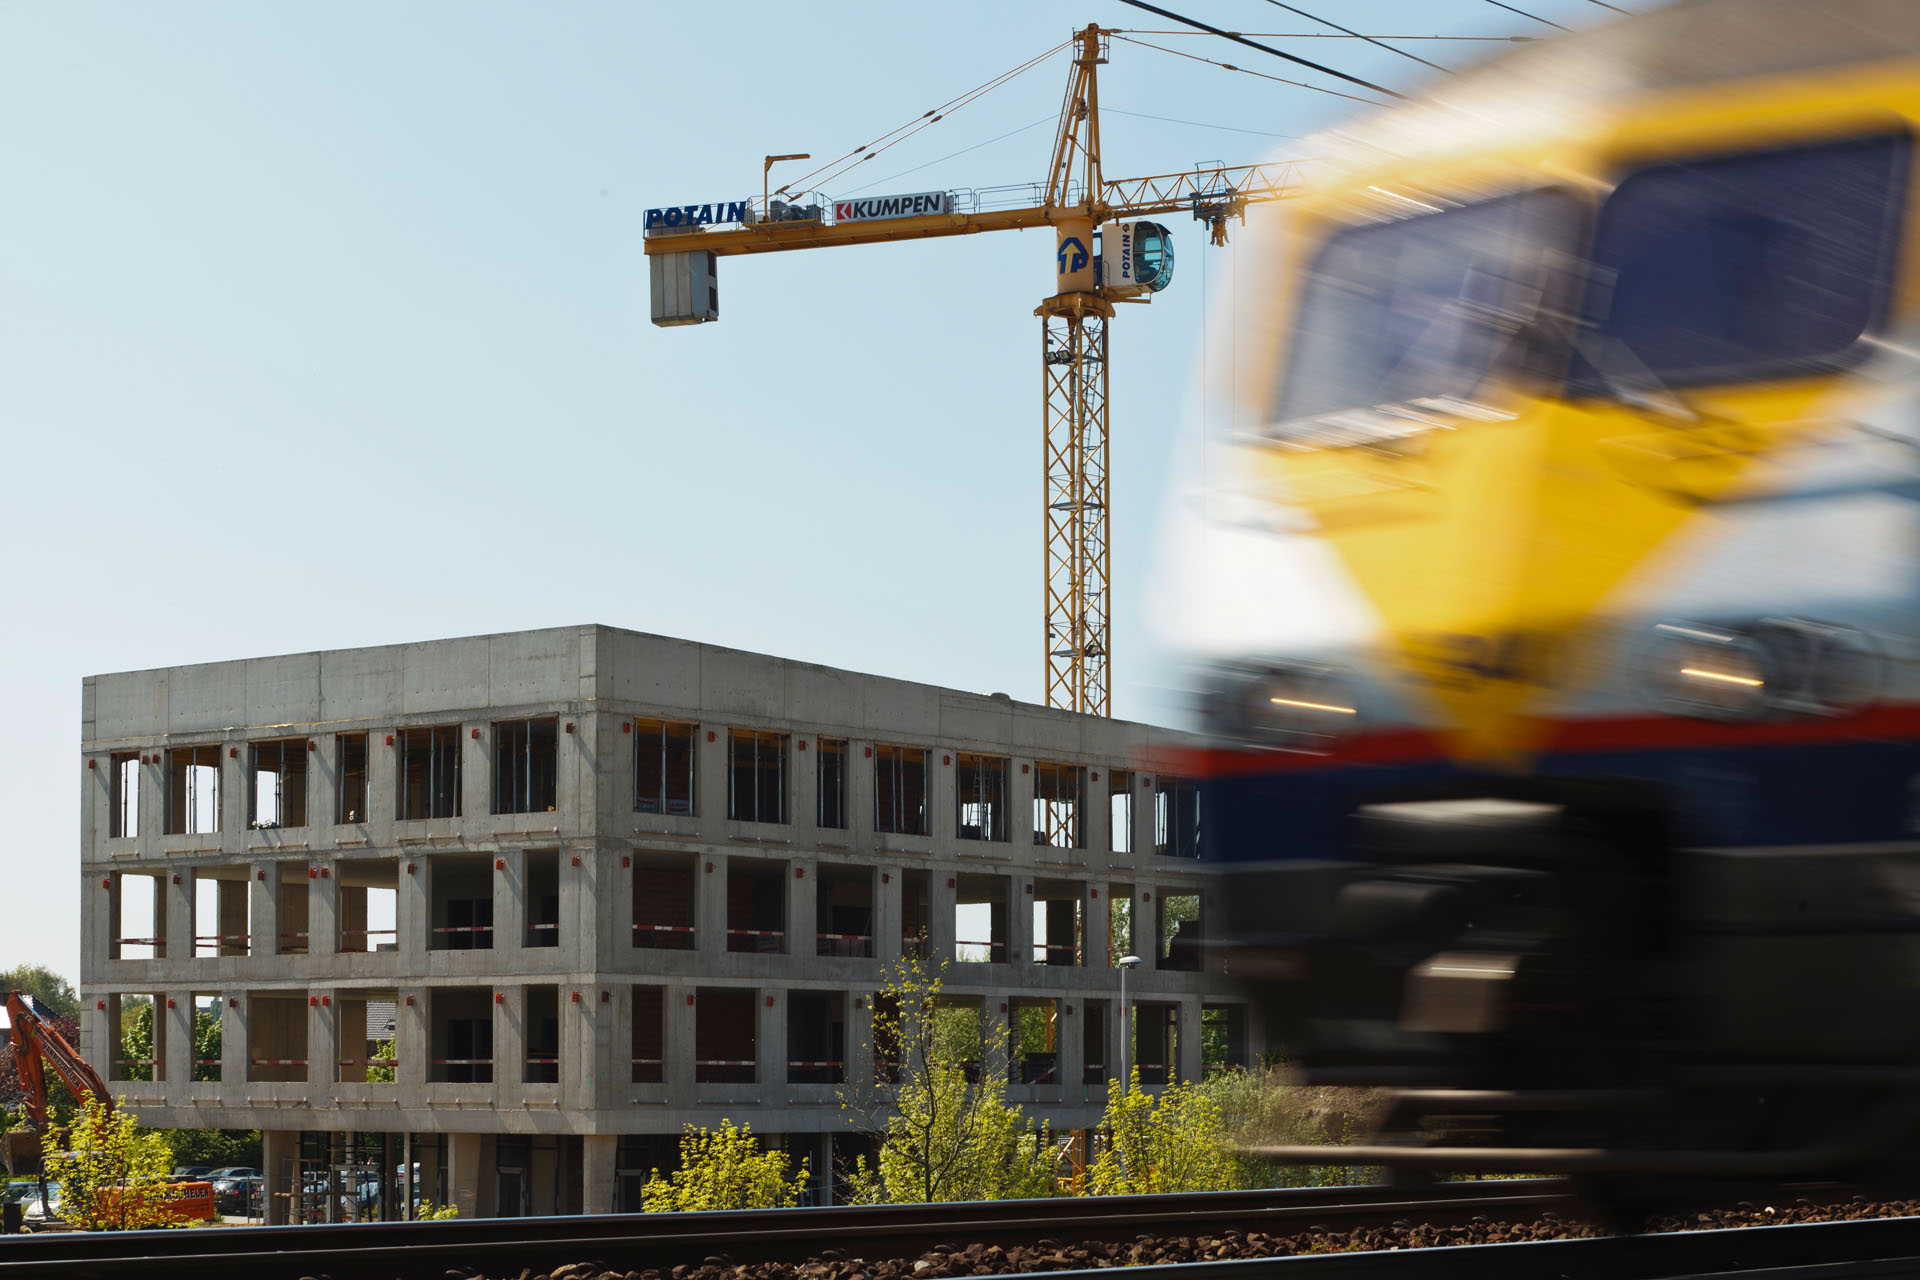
xmin=1057 ymin=237 xmax=1088 ymax=274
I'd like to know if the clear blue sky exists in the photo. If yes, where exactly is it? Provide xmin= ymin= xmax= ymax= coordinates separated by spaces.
xmin=0 ymin=0 xmax=1618 ymax=981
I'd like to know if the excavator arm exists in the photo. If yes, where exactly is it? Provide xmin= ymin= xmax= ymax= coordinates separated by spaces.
xmin=6 ymin=990 xmax=111 ymax=1130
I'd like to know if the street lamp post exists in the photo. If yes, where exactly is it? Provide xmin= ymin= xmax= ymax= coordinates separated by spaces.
xmin=1116 ymin=955 xmax=1141 ymax=1091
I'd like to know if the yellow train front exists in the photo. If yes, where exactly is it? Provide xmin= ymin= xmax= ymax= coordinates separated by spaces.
xmin=1175 ymin=0 xmax=1920 ymax=1194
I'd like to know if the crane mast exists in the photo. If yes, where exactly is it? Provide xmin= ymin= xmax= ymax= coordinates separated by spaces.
xmin=644 ymin=24 xmax=1303 ymax=716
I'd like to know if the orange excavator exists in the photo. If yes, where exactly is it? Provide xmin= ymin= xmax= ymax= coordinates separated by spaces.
xmin=5 ymin=990 xmax=112 ymax=1215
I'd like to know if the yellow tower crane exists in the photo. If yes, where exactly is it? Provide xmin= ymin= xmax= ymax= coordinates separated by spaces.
xmin=645 ymin=25 xmax=1302 ymax=716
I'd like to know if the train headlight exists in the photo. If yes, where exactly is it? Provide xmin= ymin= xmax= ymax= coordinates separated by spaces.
xmin=1208 ymin=662 xmax=1360 ymax=752
xmin=1638 ymin=618 xmax=1883 ymax=721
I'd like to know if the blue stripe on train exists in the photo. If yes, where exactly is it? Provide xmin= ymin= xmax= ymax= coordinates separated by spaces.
xmin=1201 ymin=736 xmax=1920 ymax=862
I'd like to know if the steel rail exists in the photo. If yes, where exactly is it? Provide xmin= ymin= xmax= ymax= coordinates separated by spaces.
xmin=0 ymin=1179 xmax=1572 ymax=1279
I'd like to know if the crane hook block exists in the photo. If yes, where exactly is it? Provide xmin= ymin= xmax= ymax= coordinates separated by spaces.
xmin=1097 ymin=221 xmax=1175 ymax=299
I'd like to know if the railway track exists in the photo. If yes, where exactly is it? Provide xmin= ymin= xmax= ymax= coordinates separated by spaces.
xmin=1 ymin=1180 xmax=1915 ymax=1280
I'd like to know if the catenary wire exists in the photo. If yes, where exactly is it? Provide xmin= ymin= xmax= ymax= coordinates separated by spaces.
xmin=1117 ymin=29 xmax=1538 ymax=40
xmin=845 ymin=116 xmax=1055 ymax=194
xmin=1114 ymin=35 xmax=1394 ymax=108
xmin=1104 ymin=107 xmax=1299 ymax=138
xmin=1112 ymin=0 xmax=1406 ymax=100
xmin=1586 ymin=0 xmax=1631 ymax=10
xmin=1482 ymin=0 xmax=1571 ymax=31
xmin=1255 ymin=0 xmax=1451 ymax=72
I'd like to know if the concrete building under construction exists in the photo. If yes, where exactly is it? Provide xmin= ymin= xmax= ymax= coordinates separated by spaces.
xmin=77 ymin=625 xmax=1250 ymax=1219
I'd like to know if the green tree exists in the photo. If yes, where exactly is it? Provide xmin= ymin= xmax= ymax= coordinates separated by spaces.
xmin=119 ymin=1002 xmax=154 ymax=1084
xmin=192 ymin=1008 xmax=221 ymax=1083
xmin=161 ymin=1127 xmax=261 ymax=1170
xmin=839 ymin=950 xmax=1059 ymax=1204
xmin=1 ymin=966 xmax=80 ymax=1020
xmin=366 ymin=1038 xmax=396 ymax=1084
xmin=42 ymin=1094 xmax=182 ymax=1229
xmin=640 ymin=1121 xmax=808 ymax=1212
xmin=1087 ymin=1069 xmax=1237 ymax=1196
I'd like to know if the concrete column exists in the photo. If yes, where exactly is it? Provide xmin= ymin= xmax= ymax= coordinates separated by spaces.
xmin=1133 ymin=775 xmax=1154 ymax=863
xmin=398 ymin=855 xmax=429 ymax=961
xmin=1059 ymin=994 xmax=1085 ymax=1094
xmin=848 ymin=740 xmax=874 ymax=849
xmin=497 ymin=986 xmax=525 ymax=1095
xmin=1084 ymin=886 xmax=1110 ymax=970
xmin=339 ymin=997 xmax=368 ymax=1086
xmin=760 ymin=989 xmax=785 ymax=1099
xmin=396 ymin=988 xmax=428 ymax=1105
xmin=262 ymin=1129 xmax=299 ymax=1226
xmin=698 ymin=723 xmax=727 ymax=840
xmin=1088 ymin=769 xmax=1112 ymax=853
xmin=163 ymin=993 xmax=192 ymax=1103
xmin=164 ymin=872 xmax=191 ymax=975
xmin=581 ymin=981 xmax=611 ymax=1110
xmin=1012 ymin=760 xmax=1036 ymax=848
xmin=1134 ymin=886 xmax=1156 ymax=971
xmin=582 ymin=1133 xmax=618 ymax=1216
xmin=312 ymin=734 xmax=338 ymax=833
xmin=846 ymin=995 xmax=873 ymax=1088
xmin=665 ymin=984 xmax=695 ymax=1108
xmin=462 ymin=723 xmax=485 ymax=827
xmin=696 ymin=854 xmax=726 ymax=956
xmin=795 ymin=734 xmax=820 ymax=838
xmin=494 ymin=850 xmax=524 ymax=955
xmin=1010 ymin=877 xmax=1034 ymax=968
xmin=875 ymin=868 xmax=901 ymax=963
xmin=790 ymin=859 xmax=818 ymax=961
xmin=311 ymin=996 xmax=338 ymax=1090
xmin=930 ymin=872 xmax=956 ymax=963
xmin=250 ymin=866 xmax=277 ymax=961
xmin=565 ymin=846 xmax=597 ymax=969
xmin=222 ymin=743 xmax=245 ymax=849
xmin=930 ymin=749 xmax=955 ymax=847
xmin=446 ymin=1131 xmax=483 ymax=1220
xmin=1177 ymin=998 xmax=1203 ymax=1085
xmin=104 ymin=875 xmax=122 ymax=961
xmin=219 ymin=995 xmax=244 ymax=1105
xmin=313 ymin=863 xmax=340 ymax=956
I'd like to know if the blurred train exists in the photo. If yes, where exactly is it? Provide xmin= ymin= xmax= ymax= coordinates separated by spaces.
xmin=1167 ymin=0 xmax=1920 ymax=1198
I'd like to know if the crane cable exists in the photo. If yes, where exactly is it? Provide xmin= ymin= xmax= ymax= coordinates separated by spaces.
xmin=1255 ymin=0 xmax=1451 ymax=73
xmin=776 ymin=39 xmax=1071 ymax=198
xmin=1482 ymin=0 xmax=1571 ymax=32
xmin=1113 ymin=35 xmax=1393 ymax=108
xmin=1112 ymin=0 xmax=1405 ymax=100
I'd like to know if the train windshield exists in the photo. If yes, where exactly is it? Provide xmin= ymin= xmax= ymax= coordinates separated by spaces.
xmin=1572 ymin=132 xmax=1910 ymax=394
xmin=1272 ymin=189 xmax=1576 ymax=425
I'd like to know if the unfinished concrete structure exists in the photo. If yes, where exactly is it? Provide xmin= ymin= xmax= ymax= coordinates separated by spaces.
xmin=79 ymin=625 xmax=1251 ymax=1218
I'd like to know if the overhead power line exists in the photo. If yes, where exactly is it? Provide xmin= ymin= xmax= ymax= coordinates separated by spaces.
xmin=1482 ymin=0 xmax=1571 ymax=31
xmin=1116 ymin=35 xmax=1393 ymax=107
xmin=1118 ymin=29 xmax=1538 ymax=41
xmin=1112 ymin=0 xmax=1406 ymax=100
xmin=1256 ymin=0 xmax=1450 ymax=73
xmin=1104 ymin=107 xmax=1299 ymax=139
xmin=1587 ymin=0 xmax=1632 ymax=11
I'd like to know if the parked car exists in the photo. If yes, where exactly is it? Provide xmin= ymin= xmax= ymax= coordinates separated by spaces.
xmin=208 ymin=1168 xmax=261 ymax=1215
xmin=170 ymin=1164 xmax=213 ymax=1183
xmin=19 ymin=1185 xmax=61 ymax=1223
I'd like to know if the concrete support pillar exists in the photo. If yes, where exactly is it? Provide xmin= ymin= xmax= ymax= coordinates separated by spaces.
xmin=312 ymin=734 xmax=339 ymax=834
xmin=846 ymin=995 xmax=873 ymax=1089
xmin=875 ymin=868 xmax=901 ymax=964
xmin=930 ymin=872 xmax=956 ymax=963
xmin=398 ymin=855 xmax=428 ymax=961
xmin=164 ymin=873 xmax=191 ymax=972
xmin=446 ymin=1130 xmax=483 ymax=1220
xmin=163 ymin=992 xmax=192 ymax=1103
xmin=1088 ymin=769 xmax=1112 ymax=852
xmin=1012 ymin=759 xmax=1036 ymax=847
xmin=665 ymin=984 xmax=695 ymax=1108
xmin=494 ymin=850 xmax=523 ymax=956
xmin=698 ymin=722 xmax=728 ymax=842
xmin=250 ymin=867 xmax=277 ymax=961
xmin=1059 ymin=993 xmax=1085 ymax=1094
xmin=497 ymin=985 xmax=525 ymax=1094
xmin=313 ymin=863 xmax=339 ymax=956
xmin=789 ymin=859 xmax=817 ymax=961
xmin=582 ymin=1133 xmax=618 ymax=1216
xmin=396 ymin=988 xmax=427 ymax=1102
xmin=262 ymin=1129 xmax=299 ymax=1226
xmin=462 ymin=723 xmax=485 ymax=832
xmin=760 ymin=989 xmax=785 ymax=1099
xmin=1177 ymin=998 xmax=1203 ymax=1085
xmin=1133 ymin=886 xmax=1155 ymax=971
xmin=105 ymin=875 xmax=123 ymax=960
xmin=1084 ymin=886 xmax=1110 ymax=970
xmin=311 ymin=996 xmax=338 ymax=1090
xmin=1010 ymin=876 xmax=1034 ymax=968
xmin=339 ymin=996 xmax=368 ymax=1085
xmin=696 ymin=854 xmax=726 ymax=955
xmin=219 ymin=995 xmax=244 ymax=1104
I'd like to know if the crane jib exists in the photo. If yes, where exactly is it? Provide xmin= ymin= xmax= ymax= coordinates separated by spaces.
xmin=834 ymin=191 xmax=955 ymax=222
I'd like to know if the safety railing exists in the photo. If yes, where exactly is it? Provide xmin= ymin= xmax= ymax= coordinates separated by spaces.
xmin=428 ymin=924 xmax=493 ymax=950
xmin=725 ymin=927 xmax=786 ymax=954
xmin=1032 ymin=941 xmax=1081 ymax=965
xmin=115 ymin=936 xmax=165 ymax=958
xmin=337 ymin=927 xmax=397 ymax=953
xmin=1083 ymin=1060 xmax=1107 ymax=1086
xmin=525 ymin=922 xmax=560 ymax=948
xmin=694 ymin=1058 xmax=756 ymax=1084
xmin=630 ymin=1056 xmax=664 ymax=1084
xmin=815 ymin=932 xmax=873 ymax=958
xmin=429 ymin=1057 xmax=493 ymax=1084
xmin=955 ymin=939 xmax=1006 ymax=964
xmin=113 ymin=1057 xmax=160 ymax=1081
xmin=632 ymin=922 xmax=695 ymax=951
xmin=278 ymin=930 xmax=310 ymax=956
xmin=1015 ymin=1054 xmax=1058 ymax=1085
xmin=339 ymin=1057 xmax=398 ymax=1081
xmin=786 ymin=1058 xmax=844 ymax=1085
xmin=195 ymin=932 xmax=250 ymax=957
xmin=524 ymin=1055 xmax=560 ymax=1084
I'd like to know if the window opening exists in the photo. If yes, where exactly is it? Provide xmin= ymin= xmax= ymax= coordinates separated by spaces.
xmin=1082 ymin=1001 xmax=1109 ymax=1085
xmin=337 ymin=858 xmax=399 ymax=952
xmin=1159 ymin=891 xmax=1202 ymax=971
xmin=1154 ymin=778 xmax=1201 ymax=858
xmin=248 ymin=738 xmax=309 ymax=829
xmin=694 ymin=987 xmax=756 ymax=1084
xmin=727 ymin=729 xmax=789 ymax=824
xmin=524 ymin=986 xmax=560 ymax=1084
xmin=816 ymin=737 xmax=848 ymax=829
xmin=726 ymin=858 xmax=787 ymax=953
xmin=165 ymin=745 xmax=222 ymax=835
xmin=955 ymin=754 xmax=1009 ymax=842
xmin=632 ymin=719 xmax=696 ymax=816
xmin=428 ymin=987 xmax=493 ymax=1083
xmin=247 ymin=992 xmax=309 ymax=1083
xmin=787 ymin=990 xmax=846 ymax=1084
xmin=954 ymin=873 xmax=1008 ymax=964
xmin=493 ymin=718 xmax=558 ymax=815
xmin=874 ymin=745 xmax=928 ymax=835
xmin=1033 ymin=763 xmax=1087 ymax=849
xmin=429 ymin=854 xmax=494 ymax=950
xmin=1108 ymin=886 xmax=1134 ymax=965
xmin=193 ymin=867 xmax=251 ymax=957
xmin=1108 ymin=770 xmax=1134 ymax=854
xmin=815 ymin=865 xmax=873 ymax=957
xmin=336 ymin=733 xmax=369 ymax=824
xmin=192 ymin=993 xmax=222 ymax=1082
xmin=631 ymin=986 xmax=666 ymax=1084
xmin=277 ymin=863 xmax=311 ymax=955
xmin=632 ymin=852 xmax=696 ymax=950
xmin=1201 ymin=1004 xmax=1246 ymax=1075
xmin=524 ymin=850 xmax=560 ymax=948
xmin=110 ymin=751 xmax=140 ymax=839
xmin=932 ymin=1000 xmax=986 ymax=1082
xmin=1134 ymin=1003 xmax=1176 ymax=1086
xmin=110 ymin=993 xmax=162 ymax=1082
xmin=1032 ymin=879 xmax=1083 ymax=966
xmin=397 ymin=726 xmax=462 ymax=821
xmin=112 ymin=871 xmax=165 ymax=960
xmin=337 ymin=990 xmax=399 ymax=1083
xmin=1010 ymin=999 xmax=1060 ymax=1084
xmin=899 ymin=868 xmax=931 ymax=961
